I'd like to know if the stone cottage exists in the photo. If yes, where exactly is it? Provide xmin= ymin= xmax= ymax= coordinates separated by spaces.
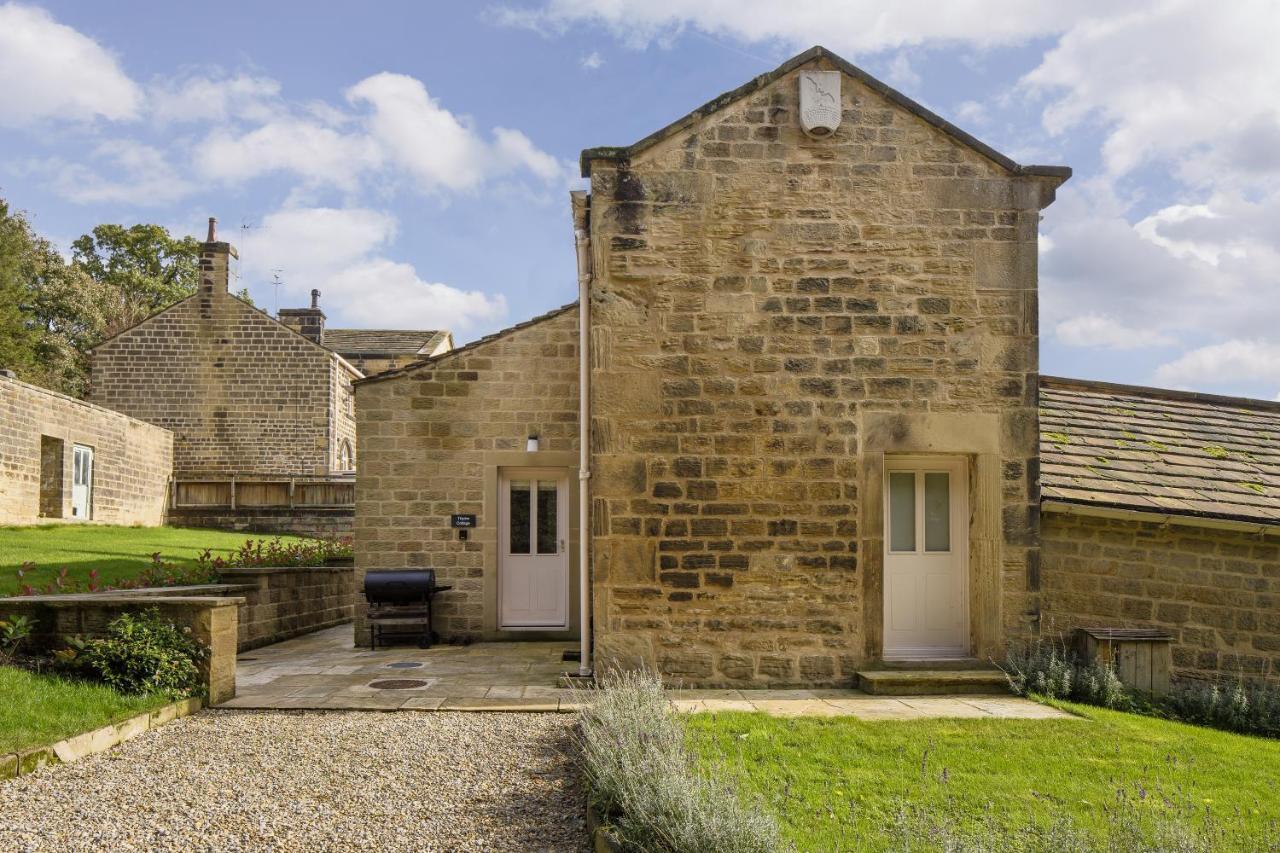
xmin=0 ymin=371 xmax=172 ymax=526
xmin=84 ymin=221 xmax=450 ymax=536
xmin=88 ymin=225 xmax=362 ymax=479
xmin=355 ymin=46 xmax=1280 ymax=688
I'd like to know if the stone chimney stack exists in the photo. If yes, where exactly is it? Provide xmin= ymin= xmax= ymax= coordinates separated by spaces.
xmin=279 ymin=288 xmax=326 ymax=345
xmin=198 ymin=216 xmax=238 ymax=302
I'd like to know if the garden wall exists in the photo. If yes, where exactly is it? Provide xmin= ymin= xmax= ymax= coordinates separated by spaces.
xmin=0 ymin=593 xmax=241 ymax=703
xmin=0 ymin=566 xmax=356 ymax=703
xmin=216 ymin=565 xmax=356 ymax=649
xmin=166 ymin=505 xmax=353 ymax=538
xmin=0 ymin=372 xmax=173 ymax=525
xmin=1041 ymin=510 xmax=1280 ymax=683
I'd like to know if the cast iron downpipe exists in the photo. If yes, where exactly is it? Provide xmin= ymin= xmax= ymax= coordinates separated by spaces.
xmin=572 ymin=191 xmax=593 ymax=678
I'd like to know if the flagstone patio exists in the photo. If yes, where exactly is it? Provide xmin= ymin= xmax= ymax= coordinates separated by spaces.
xmin=219 ymin=625 xmax=1072 ymax=719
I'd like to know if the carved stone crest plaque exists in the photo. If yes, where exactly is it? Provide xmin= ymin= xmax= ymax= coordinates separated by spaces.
xmin=799 ymin=70 xmax=841 ymax=137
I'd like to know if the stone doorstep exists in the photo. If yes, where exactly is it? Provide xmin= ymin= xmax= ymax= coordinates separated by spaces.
xmin=856 ymin=669 xmax=1011 ymax=695
xmin=0 ymin=696 xmax=203 ymax=781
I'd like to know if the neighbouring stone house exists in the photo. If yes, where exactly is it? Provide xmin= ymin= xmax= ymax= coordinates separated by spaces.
xmin=354 ymin=46 xmax=1280 ymax=687
xmin=88 ymin=229 xmax=361 ymax=478
xmin=0 ymin=371 xmax=172 ymax=526
xmin=81 ymin=221 xmax=450 ymax=537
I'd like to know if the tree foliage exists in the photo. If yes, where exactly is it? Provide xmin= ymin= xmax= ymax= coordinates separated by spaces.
xmin=0 ymin=199 xmax=222 ymax=396
xmin=70 ymin=223 xmax=202 ymax=340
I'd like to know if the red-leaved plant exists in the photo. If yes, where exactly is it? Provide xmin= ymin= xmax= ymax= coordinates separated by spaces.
xmin=14 ymin=537 xmax=352 ymax=596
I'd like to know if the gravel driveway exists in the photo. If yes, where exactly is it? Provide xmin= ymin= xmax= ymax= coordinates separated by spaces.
xmin=0 ymin=710 xmax=586 ymax=852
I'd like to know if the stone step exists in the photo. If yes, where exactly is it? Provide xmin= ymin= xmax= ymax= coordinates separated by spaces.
xmin=856 ymin=668 xmax=1010 ymax=695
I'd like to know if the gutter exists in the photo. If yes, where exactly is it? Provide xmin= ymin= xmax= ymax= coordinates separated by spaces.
xmin=1041 ymin=499 xmax=1279 ymax=536
xmin=572 ymin=190 xmax=593 ymax=678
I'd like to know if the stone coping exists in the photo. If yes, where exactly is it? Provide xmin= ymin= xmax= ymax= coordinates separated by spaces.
xmin=218 ymin=565 xmax=354 ymax=575
xmin=0 ymin=593 xmax=245 ymax=607
xmin=0 ymin=696 xmax=203 ymax=781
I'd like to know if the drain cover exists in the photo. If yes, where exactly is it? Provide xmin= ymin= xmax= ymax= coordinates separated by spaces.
xmin=386 ymin=662 xmax=424 ymax=669
xmin=368 ymin=678 xmax=431 ymax=690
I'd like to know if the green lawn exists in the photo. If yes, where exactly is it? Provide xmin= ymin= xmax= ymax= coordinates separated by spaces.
xmin=0 ymin=666 xmax=169 ymax=753
xmin=688 ymin=703 xmax=1280 ymax=851
xmin=0 ymin=524 xmax=313 ymax=595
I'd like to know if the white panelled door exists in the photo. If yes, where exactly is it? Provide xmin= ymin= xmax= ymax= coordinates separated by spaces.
xmin=499 ymin=469 xmax=569 ymax=629
xmin=71 ymin=444 xmax=94 ymax=521
xmin=883 ymin=457 xmax=968 ymax=660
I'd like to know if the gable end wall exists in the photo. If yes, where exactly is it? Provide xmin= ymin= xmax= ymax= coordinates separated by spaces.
xmin=587 ymin=58 xmax=1052 ymax=686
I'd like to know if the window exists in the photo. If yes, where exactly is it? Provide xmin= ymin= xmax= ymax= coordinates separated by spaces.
xmin=338 ymin=439 xmax=354 ymax=471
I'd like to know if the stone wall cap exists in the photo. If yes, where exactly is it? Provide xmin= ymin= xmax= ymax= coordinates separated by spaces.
xmin=216 ymin=566 xmax=354 ymax=575
xmin=579 ymin=45 xmax=1071 ymax=186
xmin=0 ymin=594 xmax=247 ymax=607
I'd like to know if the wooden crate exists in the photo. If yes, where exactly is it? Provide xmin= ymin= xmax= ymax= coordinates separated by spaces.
xmin=1074 ymin=628 xmax=1173 ymax=695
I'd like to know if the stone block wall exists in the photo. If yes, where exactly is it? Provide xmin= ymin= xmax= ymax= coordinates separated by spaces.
xmin=1041 ymin=511 xmax=1280 ymax=683
xmin=166 ymin=506 xmax=353 ymax=538
xmin=331 ymin=359 xmax=358 ymax=471
xmin=0 ymin=594 xmax=242 ymax=704
xmin=88 ymin=241 xmax=359 ymax=477
xmin=0 ymin=373 xmax=172 ymax=525
xmin=215 ymin=566 xmax=356 ymax=650
xmin=354 ymin=306 xmax=580 ymax=643
xmin=586 ymin=57 xmax=1057 ymax=686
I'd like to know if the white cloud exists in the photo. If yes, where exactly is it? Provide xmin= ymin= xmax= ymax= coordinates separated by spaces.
xmin=148 ymin=72 xmax=282 ymax=124
xmin=1054 ymin=314 xmax=1174 ymax=350
xmin=1022 ymin=0 xmax=1280 ymax=185
xmin=237 ymin=206 xmax=507 ymax=331
xmin=884 ymin=53 xmax=920 ymax=91
xmin=0 ymin=3 xmax=143 ymax=126
xmin=580 ymin=51 xmax=604 ymax=70
xmin=30 ymin=140 xmax=195 ymax=205
xmin=189 ymin=71 xmax=567 ymax=195
xmin=346 ymin=72 xmax=569 ymax=192
xmin=493 ymin=0 xmax=1112 ymax=54
xmin=954 ymin=100 xmax=988 ymax=126
xmin=1155 ymin=340 xmax=1280 ymax=390
xmin=195 ymin=119 xmax=381 ymax=191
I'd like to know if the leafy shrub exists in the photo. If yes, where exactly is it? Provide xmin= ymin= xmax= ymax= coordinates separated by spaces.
xmin=1165 ymin=677 xmax=1280 ymax=738
xmin=1004 ymin=634 xmax=1129 ymax=709
xmin=59 ymin=609 xmax=206 ymax=698
xmin=576 ymin=669 xmax=783 ymax=852
xmin=1007 ymin=634 xmax=1280 ymax=739
xmin=17 ymin=552 xmax=217 ymax=596
xmin=0 ymin=614 xmax=33 ymax=664
xmin=200 ymin=536 xmax=353 ymax=570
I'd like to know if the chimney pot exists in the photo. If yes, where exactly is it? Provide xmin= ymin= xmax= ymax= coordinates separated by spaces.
xmin=311 ymin=289 xmax=320 ymax=309
xmin=206 ymin=217 xmax=217 ymax=242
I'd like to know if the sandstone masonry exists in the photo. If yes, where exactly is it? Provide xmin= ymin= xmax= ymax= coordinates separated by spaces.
xmin=87 ymin=239 xmax=360 ymax=477
xmin=354 ymin=305 xmax=581 ymax=643
xmin=1042 ymin=512 xmax=1280 ymax=683
xmin=584 ymin=52 xmax=1063 ymax=685
xmin=0 ymin=372 xmax=172 ymax=526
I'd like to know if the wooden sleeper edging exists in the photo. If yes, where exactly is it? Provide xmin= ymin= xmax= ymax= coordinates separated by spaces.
xmin=0 ymin=696 xmax=203 ymax=781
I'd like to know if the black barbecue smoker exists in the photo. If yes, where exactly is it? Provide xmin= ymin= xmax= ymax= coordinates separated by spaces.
xmin=363 ymin=569 xmax=452 ymax=649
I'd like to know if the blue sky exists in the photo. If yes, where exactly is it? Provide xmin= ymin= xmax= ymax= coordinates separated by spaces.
xmin=3 ymin=1 xmax=1279 ymax=398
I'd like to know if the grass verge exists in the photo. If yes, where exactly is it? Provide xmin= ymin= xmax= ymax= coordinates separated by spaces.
xmin=0 ymin=665 xmax=169 ymax=753
xmin=0 ymin=524 xmax=313 ymax=595
xmin=687 ymin=702 xmax=1280 ymax=851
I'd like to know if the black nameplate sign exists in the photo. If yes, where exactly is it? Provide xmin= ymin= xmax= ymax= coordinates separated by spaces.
xmin=450 ymin=514 xmax=477 ymax=528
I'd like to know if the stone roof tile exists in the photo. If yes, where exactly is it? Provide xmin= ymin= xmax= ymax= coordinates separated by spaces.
xmin=1040 ymin=376 xmax=1280 ymax=526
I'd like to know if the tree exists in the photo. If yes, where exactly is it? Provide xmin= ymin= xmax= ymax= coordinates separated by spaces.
xmin=0 ymin=200 xmax=40 ymax=378
xmin=0 ymin=200 xmax=102 ymax=394
xmin=70 ymin=224 xmax=202 ymax=339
